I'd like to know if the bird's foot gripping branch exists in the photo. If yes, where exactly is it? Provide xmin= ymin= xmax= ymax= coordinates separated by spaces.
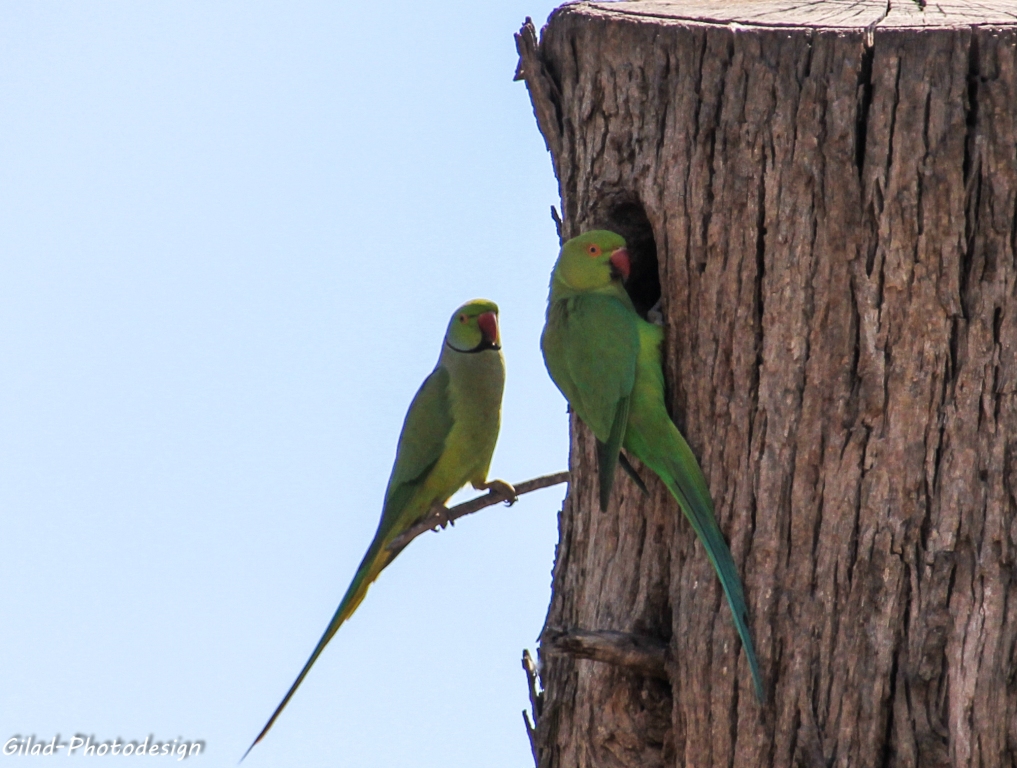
xmin=387 ymin=471 xmax=568 ymax=552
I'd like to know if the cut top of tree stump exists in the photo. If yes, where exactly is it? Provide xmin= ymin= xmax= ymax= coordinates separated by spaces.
xmin=579 ymin=1 xmax=1017 ymax=29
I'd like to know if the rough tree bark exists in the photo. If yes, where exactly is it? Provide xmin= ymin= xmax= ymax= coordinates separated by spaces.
xmin=516 ymin=3 xmax=1017 ymax=767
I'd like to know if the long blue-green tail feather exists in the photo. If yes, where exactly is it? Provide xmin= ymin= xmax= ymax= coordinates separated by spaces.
xmin=635 ymin=423 xmax=764 ymax=702
xmin=241 ymin=534 xmax=395 ymax=761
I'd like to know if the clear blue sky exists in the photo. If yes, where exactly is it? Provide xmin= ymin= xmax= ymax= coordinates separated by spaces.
xmin=1 ymin=2 xmax=566 ymax=765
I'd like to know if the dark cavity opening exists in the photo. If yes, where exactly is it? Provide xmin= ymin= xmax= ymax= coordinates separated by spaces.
xmin=593 ymin=199 xmax=660 ymax=319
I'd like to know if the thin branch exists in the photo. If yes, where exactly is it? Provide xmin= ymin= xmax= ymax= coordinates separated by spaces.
xmin=550 ymin=205 xmax=563 ymax=243
xmin=522 ymin=648 xmax=543 ymax=721
xmin=522 ymin=649 xmax=542 ymax=767
xmin=541 ymin=627 xmax=669 ymax=679
xmin=522 ymin=710 xmax=538 ymax=767
xmin=387 ymin=471 xmax=569 ymax=552
xmin=514 ymin=17 xmax=563 ymax=167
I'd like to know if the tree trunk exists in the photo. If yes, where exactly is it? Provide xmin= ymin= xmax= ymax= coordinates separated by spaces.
xmin=516 ymin=3 xmax=1017 ymax=767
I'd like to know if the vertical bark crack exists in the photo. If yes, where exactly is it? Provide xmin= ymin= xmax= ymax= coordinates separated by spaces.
xmin=754 ymin=135 xmax=767 ymax=413
xmin=856 ymin=39 xmax=875 ymax=180
xmin=879 ymin=621 xmax=902 ymax=768
xmin=886 ymin=58 xmax=903 ymax=181
xmin=916 ymin=90 xmax=931 ymax=239
xmin=699 ymin=32 xmax=734 ymax=275
xmin=961 ymin=32 xmax=981 ymax=318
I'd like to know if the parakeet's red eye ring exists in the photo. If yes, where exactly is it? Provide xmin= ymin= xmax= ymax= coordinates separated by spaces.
xmin=587 ymin=244 xmax=601 ymax=257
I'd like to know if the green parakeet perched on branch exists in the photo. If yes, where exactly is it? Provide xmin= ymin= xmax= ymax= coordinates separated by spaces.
xmin=244 ymin=299 xmax=514 ymax=758
xmin=540 ymin=230 xmax=764 ymax=701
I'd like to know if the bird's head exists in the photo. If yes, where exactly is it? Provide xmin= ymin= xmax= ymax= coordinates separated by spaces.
xmin=553 ymin=230 xmax=630 ymax=292
xmin=445 ymin=299 xmax=501 ymax=353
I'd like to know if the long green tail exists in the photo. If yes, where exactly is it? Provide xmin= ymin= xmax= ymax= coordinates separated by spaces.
xmin=241 ymin=534 xmax=396 ymax=760
xmin=634 ymin=422 xmax=764 ymax=702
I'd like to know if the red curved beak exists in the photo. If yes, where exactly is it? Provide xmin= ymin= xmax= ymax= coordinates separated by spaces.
xmin=477 ymin=312 xmax=499 ymax=345
xmin=609 ymin=248 xmax=631 ymax=281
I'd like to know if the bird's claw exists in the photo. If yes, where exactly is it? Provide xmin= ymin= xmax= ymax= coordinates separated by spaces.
xmin=430 ymin=503 xmax=453 ymax=530
xmin=478 ymin=479 xmax=518 ymax=506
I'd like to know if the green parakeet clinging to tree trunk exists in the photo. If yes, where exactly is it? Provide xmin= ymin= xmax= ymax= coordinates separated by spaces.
xmin=540 ymin=230 xmax=764 ymax=701
xmin=244 ymin=299 xmax=514 ymax=758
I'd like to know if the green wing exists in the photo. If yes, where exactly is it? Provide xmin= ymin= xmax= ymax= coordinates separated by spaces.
xmin=542 ymin=293 xmax=639 ymax=509
xmin=378 ymin=364 xmax=455 ymax=542
xmin=596 ymin=396 xmax=632 ymax=511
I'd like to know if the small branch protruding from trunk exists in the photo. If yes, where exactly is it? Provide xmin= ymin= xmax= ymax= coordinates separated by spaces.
xmin=542 ymin=627 xmax=669 ymax=679
xmin=522 ymin=649 xmax=542 ymax=767
xmin=522 ymin=711 xmax=537 ymax=767
xmin=386 ymin=471 xmax=569 ymax=552
xmin=551 ymin=205 xmax=563 ymax=243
